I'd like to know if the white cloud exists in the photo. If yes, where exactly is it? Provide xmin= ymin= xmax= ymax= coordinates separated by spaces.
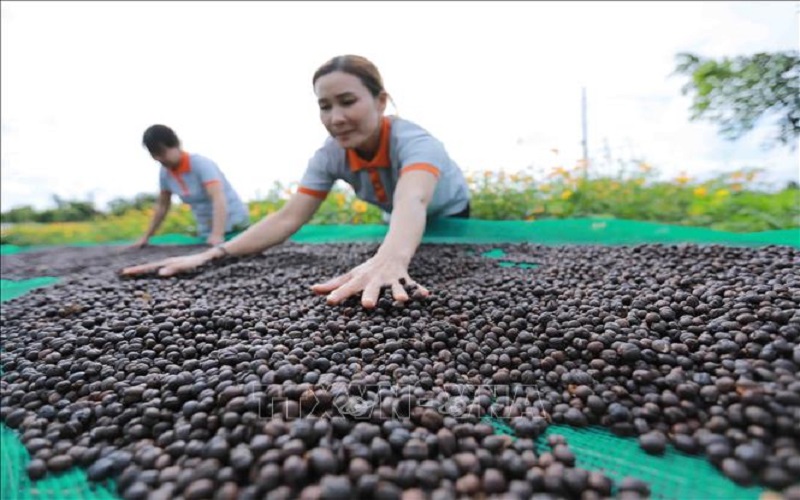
xmin=1 ymin=0 xmax=798 ymax=211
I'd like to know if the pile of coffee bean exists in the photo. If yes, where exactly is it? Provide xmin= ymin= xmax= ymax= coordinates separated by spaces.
xmin=1 ymin=242 xmax=799 ymax=499
xmin=0 ymin=244 xmax=209 ymax=280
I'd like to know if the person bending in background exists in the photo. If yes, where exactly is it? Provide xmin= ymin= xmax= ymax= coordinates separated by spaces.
xmin=123 ymin=55 xmax=471 ymax=309
xmin=131 ymin=124 xmax=250 ymax=248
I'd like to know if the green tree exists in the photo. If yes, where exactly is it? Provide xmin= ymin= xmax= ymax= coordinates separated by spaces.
xmin=107 ymin=192 xmax=158 ymax=216
xmin=39 ymin=195 xmax=100 ymax=222
xmin=0 ymin=205 xmax=38 ymax=223
xmin=673 ymin=51 xmax=800 ymax=149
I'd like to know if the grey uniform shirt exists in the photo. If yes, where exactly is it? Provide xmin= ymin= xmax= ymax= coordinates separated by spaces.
xmin=159 ymin=153 xmax=250 ymax=237
xmin=297 ymin=116 xmax=470 ymax=218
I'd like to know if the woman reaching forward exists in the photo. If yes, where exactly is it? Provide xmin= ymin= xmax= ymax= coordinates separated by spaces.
xmin=122 ymin=55 xmax=471 ymax=309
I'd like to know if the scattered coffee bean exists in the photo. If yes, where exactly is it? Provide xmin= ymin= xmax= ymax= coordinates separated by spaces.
xmin=639 ymin=431 xmax=667 ymax=455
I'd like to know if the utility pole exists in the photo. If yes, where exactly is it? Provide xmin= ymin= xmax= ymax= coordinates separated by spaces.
xmin=581 ymin=86 xmax=589 ymax=177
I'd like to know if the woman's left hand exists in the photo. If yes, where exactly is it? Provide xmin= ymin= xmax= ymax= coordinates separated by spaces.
xmin=311 ymin=253 xmax=429 ymax=308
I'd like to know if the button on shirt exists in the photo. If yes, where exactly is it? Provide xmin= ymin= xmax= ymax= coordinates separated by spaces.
xmin=159 ymin=153 xmax=250 ymax=237
xmin=297 ymin=116 xmax=471 ymax=218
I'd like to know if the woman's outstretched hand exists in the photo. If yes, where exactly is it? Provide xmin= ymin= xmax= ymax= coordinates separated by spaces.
xmin=120 ymin=252 xmax=212 ymax=277
xmin=311 ymin=253 xmax=429 ymax=308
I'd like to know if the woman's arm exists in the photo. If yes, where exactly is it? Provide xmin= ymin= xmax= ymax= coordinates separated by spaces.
xmin=217 ymin=191 xmax=323 ymax=256
xmin=121 ymin=192 xmax=325 ymax=276
xmin=132 ymin=190 xmax=172 ymax=248
xmin=312 ymin=170 xmax=438 ymax=308
xmin=205 ymin=182 xmax=227 ymax=246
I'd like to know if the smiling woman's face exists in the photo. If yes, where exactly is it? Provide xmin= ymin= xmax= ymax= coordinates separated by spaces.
xmin=314 ymin=70 xmax=387 ymax=154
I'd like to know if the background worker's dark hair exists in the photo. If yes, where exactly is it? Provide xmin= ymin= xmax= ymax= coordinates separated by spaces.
xmin=142 ymin=125 xmax=180 ymax=155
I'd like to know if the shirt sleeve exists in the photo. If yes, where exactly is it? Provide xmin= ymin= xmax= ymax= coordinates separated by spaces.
xmin=191 ymin=156 xmax=224 ymax=186
xmin=297 ymin=146 xmax=337 ymax=200
xmin=395 ymin=130 xmax=445 ymax=179
xmin=158 ymin=169 xmax=171 ymax=193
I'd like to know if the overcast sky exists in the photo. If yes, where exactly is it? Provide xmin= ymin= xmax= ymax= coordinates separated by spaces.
xmin=1 ymin=1 xmax=798 ymax=211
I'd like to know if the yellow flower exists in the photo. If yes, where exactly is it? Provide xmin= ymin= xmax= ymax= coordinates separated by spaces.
xmin=694 ymin=187 xmax=708 ymax=197
xmin=634 ymin=178 xmax=646 ymax=187
xmin=611 ymin=182 xmax=621 ymax=190
xmin=352 ymin=200 xmax=368 ymax=213
xmin=550 ymin=166 xmax=568 ymax=177
xmin=561 ymin=190 xmax=573 ymax=200
xmin=335 ymin=193 xmax=347 ymax=207
xmin=525 ymin=215 xmax=536 ymax=221
xmin=714 ymin=189 xmax=730 ymax=198
xmin=539 ymin=183 xmax=551 ymax=193
xmin=510 ymin=174 xmax=520 ymax=182
xmin=675 ymin=171 xmax=691 ymax=185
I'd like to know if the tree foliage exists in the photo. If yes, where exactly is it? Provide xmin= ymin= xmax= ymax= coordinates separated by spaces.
xmin=107 ymin=193 xmax=157 ymax=217
xmin=673 ymin=51 xmax=800 ymax=149
xmin=2 ymin=194 xmax=120 ymax=223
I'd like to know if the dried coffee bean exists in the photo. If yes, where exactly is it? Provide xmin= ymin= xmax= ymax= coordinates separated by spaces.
xmin=86 ymin=457 xmax=115 ymax=481
xmin=552 ymin=444 xmax=575 ymax=466
xmin=119 ymin=480 xmax=150 ymax=500
xmin=403 ymin=439 xmax=428 ymax=461
xmin=309 ymin=448 xmax=338 ymax=476
xmin=587 ymin=471 xmax=613 ymax=496
xmin=374 ymin=480 xmax=403 ymax=500
xmin=319 ymin=475 xmax=353 ymax=499
xmin=26 ymin=458 xmax=47 ymax=480
xmin=563 ymin=468 xmax=589 ymax=495
xmin=618 ymin=477 xmax=650 ymax=495
xmin=482 ymin=468 xmax=506 ymax=494
xmin=733 ymin=442 xmax=767 ymax=470
xmin=639 ymin=431 xmax=667 ymax=455
xmin=722 ymin=458 xmax=753 ymax=485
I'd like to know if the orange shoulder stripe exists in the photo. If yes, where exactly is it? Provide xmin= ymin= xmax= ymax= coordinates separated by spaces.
xmin=298 ymin=187 xmax=329 ymax=199
xmin=401 ymin=163 xmax=440 ymax=178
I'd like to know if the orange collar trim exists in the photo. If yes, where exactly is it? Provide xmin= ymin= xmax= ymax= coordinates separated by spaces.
xmin=347 ymin=117 xmax=391 ymax=172
xmin=172 ymin=152 xmax=191 ymax=174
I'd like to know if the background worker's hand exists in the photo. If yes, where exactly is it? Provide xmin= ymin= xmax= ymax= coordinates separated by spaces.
xmin=120 ymin=252 xmax=212 ymax=277
xmin=119 ymin=236 xmax=150 ymax=253
xmin=311 ymin=254 xmax=429 ymax=309
xmin=206 ymin=233 xmax=224 ymax=246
